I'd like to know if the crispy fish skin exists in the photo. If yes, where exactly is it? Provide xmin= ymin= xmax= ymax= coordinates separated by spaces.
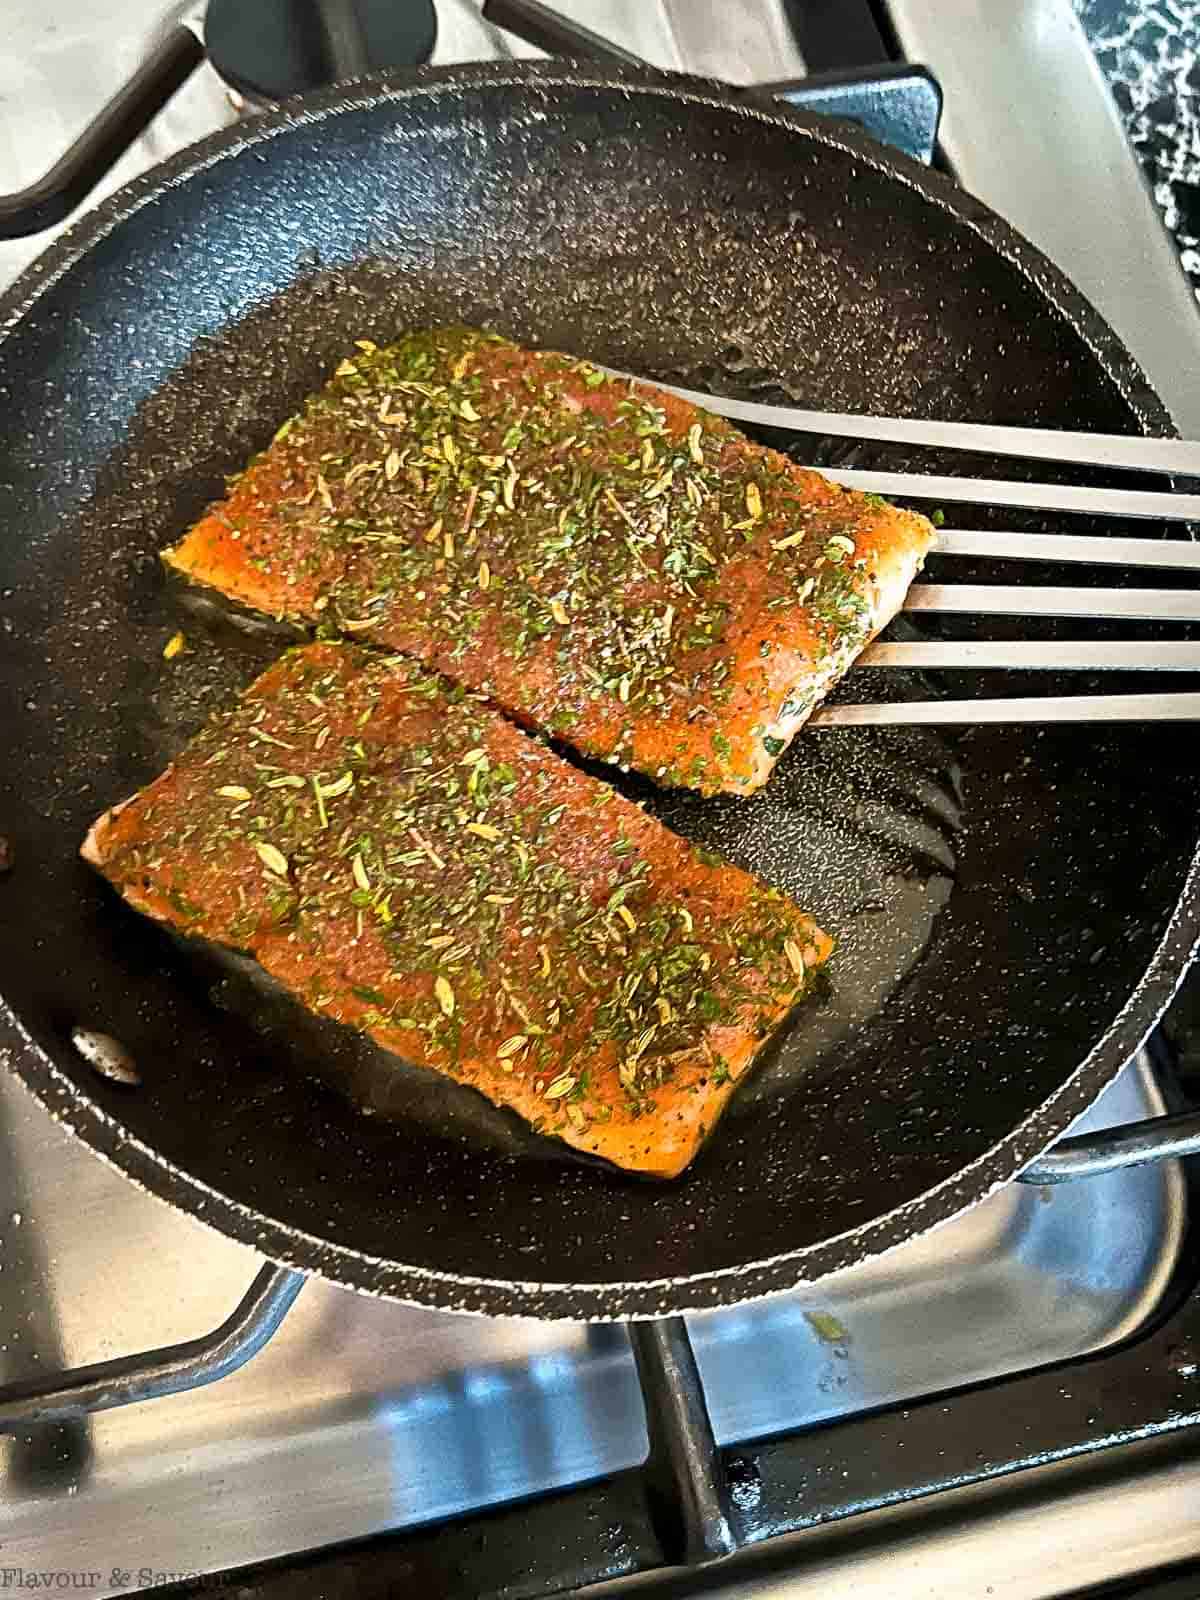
xmin=165 ymin=328 xmax=934 ymax=795
xmin=83 ymin=643 xmax=832 ymax=1177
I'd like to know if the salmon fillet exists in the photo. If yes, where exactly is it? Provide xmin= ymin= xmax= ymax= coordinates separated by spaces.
xmin=82 ymin=643 xmax=832 ymax=1177
xmin=165 ymin=328 xmax=934 ymax=795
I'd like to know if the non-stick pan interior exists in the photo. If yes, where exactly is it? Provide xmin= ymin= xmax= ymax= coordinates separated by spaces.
xmin=0 ymin=69 xmax=1194 ymax=1316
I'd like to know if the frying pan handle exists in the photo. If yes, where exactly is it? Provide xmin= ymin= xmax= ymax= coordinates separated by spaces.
xmin=1020 ymin=1109 xmax=1200 ymax=1183
xmin=0 ymin=23 xmax=205 ymax=241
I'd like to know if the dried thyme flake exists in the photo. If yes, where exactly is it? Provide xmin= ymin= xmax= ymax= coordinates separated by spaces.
xmin=311 ymin=776 xmax=328 ymax=829
xmin=318 ymin=771 xmax=355 ymax=798
xmin=254 ymin=842 xmax=289 ymax=877
xmin=465 ymin=822 xmax=502 ymax=842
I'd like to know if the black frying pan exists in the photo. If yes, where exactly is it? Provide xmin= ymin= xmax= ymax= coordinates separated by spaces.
xmin=0 ymin=62 xmax=1196 ymax=1319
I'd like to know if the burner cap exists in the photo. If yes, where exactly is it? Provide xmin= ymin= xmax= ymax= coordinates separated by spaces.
xmin=206 ymin=0 xmax=437 ymax=103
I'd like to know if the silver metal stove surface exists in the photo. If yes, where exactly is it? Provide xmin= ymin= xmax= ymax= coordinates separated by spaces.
xmin=0 ymin=1054 xmax=1184 ymax=1596
xmin=1 ymin=4 xmax=1198 ymax=1597
xmin=0 ymin=0 xmax=805 ymax=287
xmin=884 ymin=0 xmax=1200 ymax=435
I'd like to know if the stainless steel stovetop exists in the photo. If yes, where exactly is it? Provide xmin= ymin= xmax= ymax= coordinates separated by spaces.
xmin=2 ymin=4 xmax=1199 ymax=1597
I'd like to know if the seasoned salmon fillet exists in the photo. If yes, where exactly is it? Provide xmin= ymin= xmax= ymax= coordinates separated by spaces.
xmin=82 ymin=643 xmax=832 ymax=1177
xmin=165 ymin=328 xmax=934 ymax=795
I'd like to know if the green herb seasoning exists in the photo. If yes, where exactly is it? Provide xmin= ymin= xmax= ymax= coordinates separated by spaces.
xmin=172 ymin=328 xmax=931 ymax=795
xmin=96 ymin=642 xmax=829 ymax=1172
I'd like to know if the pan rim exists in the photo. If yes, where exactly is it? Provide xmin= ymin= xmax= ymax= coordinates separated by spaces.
xmin=0 ymin=59 xmax=1194 ymax=1320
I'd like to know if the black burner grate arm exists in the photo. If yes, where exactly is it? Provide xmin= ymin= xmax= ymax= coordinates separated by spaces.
xmin=630 ymin=1316 xmax=736 ymax=1563
xmin=143 ymin=1253 xmax=1200 ymax=1597
xmin=0 ymin=1261 xmax=304 ymax=1429
xmin=0 ymin=24 xmax=205 ymax=241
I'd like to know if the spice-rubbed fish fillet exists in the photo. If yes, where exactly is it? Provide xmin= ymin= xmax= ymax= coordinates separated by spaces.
xmin=83 ymin=643 xmax=831 ymax=1177
xmin=165 ymin=328 xmax=934 ymax=795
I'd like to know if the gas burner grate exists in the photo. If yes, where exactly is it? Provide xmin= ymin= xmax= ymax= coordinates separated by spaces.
xmin=1 ymin=1082 xmax=1197 ymax=1598
xmin=38 ymin=1189 xmax=1195 ymax=1599
xmin=0 ymin=0 xmax=942 ymax=241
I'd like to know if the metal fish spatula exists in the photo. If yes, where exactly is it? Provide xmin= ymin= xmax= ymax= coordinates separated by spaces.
xmin=614 ymin=371 xmax=1200 ymax=727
